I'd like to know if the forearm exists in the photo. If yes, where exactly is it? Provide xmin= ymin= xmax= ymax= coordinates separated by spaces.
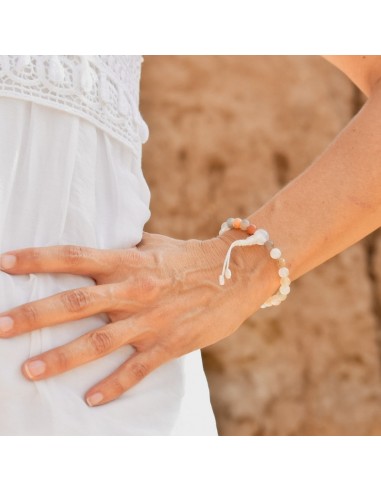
xmin=220 ymin=79 xmax=381 ymax=289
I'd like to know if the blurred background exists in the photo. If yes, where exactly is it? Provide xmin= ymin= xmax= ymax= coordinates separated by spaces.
xmin=140 ymin=55 xmax=381 ymax=436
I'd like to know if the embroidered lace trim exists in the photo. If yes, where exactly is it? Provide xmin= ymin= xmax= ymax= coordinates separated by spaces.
xmin=0 ymin=55 xmax=149 ymax=156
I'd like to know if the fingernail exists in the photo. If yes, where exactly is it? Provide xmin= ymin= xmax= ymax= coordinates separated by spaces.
xmin=0 ymin=316 xmax=13 ymax=333
xmin=0 ymin=254 xmax=16 ymax=270
xmin=86 ymin=392 xmax=104 ymax=406
xmin=24 ymin=359 xmax=46 ymax=378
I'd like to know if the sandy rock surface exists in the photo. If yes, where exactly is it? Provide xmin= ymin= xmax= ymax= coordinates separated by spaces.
xmin=140 ymin=55 xmax=381 ymax=435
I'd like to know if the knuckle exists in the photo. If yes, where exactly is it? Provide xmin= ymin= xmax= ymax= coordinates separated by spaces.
xmin=55 ymin=350 xmax=69 ymax=371
xmin=136 ymin=275 xmax=157 ymax=294
xmin=107 ymin=378 xmax=126 ymax=395
xmin=20 ymin=304 xmax=39 ymax=325
xmin=60 ymin=289 xmax=93 ymax=312
xmin=125 ymin=248 xmax=143 ymax=264
xmin=130 ymin=361 xmax=150 ymax=381
xmin=105 ymin=250 xmax=127 ymax=277
xmin=111 ymin=379 xmax=126 ymax=394
xmin=64 ymin=245 xmax=87 ymax=265
xmin=30 ymin=248 xmax=43 ymax=262
xmin=88 ymin=330 xmax=113 ymax=355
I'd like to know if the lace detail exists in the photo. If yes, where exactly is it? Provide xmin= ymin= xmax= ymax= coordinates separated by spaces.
xmin=0 ymin=55 xmax=149 ymax=156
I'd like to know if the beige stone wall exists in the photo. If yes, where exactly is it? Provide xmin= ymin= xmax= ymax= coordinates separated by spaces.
xmin=140 ymin=55 xmax=381 ymax=435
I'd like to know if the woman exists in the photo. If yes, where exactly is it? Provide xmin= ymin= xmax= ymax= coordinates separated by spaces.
xmin=0 ymin=55 xmax=380 ymax=435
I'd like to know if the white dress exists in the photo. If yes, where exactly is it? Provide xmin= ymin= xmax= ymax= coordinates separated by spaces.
xmin=0 ymin=55 xmax=218 ymax=435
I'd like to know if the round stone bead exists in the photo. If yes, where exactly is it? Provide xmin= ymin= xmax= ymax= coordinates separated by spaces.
xmin=219 ymin=223 xmax=229 ymax=235
xmin=233 ymin=218 xmax=242 ymax=229
xmin=270 ymin=247 xmax=282 ymax=259
xmin=280 ymin=285 xmax=291 ymax=295
xmin=225 ymin=268 xmax=232 ymax=279
xmin=271 ymin=296 xmax=282 ymax=305
xmin=278 ymin=267 xmax=289 ymax=278
xmin=278 ymin=257 xmax=286 ymax=267
xmin=253 ymin=229 xmax=269 ymax=245
xmin=240 ymin=219 xmax=250 ymax=230
xmin=265 ymin=240 xmax=274 ymax=251
xmin=227 ymin=218 xmax=235 ymax=227
xmin=278 ymin=293 xmax=287 ymax=301
xmin=246 ymin=224 xmax=257 ymax=235
xmin=280 ymin=277 xmax=291 ymax=286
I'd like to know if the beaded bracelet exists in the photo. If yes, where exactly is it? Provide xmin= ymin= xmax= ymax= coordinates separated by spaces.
xmin=218 ymin=217 xmax=291 ymax=308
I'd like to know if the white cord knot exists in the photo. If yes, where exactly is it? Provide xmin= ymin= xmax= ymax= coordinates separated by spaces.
xmin=219 ymin=234 xmax=264 ymax=285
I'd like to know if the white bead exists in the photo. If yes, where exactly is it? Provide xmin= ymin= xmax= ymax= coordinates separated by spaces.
xmin=280 ymin=285 xmax=291 ymax=295
xmin=257 ymin=228 xmax=269 ymax=242
xmin=280 ymin=277 xmax=291 ymax=286
xmin=225 ymin=268 xmax=232 ymax=279
xmin=271 ymin=296 xmax=282 ymax=305
xmin=240 ymin=219 xmax=250 ymax=230
xmin=219 ymin=275 xmax=225 ymax=285
xmin=219 ymin=223 xmax=230 ymax=235
xmin=242 ymin=234 xmax=260 ymax=246
xmin=270 ymin=247 xmax=281 ymax=259
xmin=278 ymin=293 xmax=287 ymax=300
xmin=252 ymin=228 xmax=269 ymax=245
xmin=278 ymin=267 xmax=289 ymax=278
xmin=261 ymin=300 xmax=272 ymax=308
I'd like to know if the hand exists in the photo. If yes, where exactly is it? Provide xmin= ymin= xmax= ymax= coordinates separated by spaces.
xmin=0 ymin=230 xmax=278 ymax=407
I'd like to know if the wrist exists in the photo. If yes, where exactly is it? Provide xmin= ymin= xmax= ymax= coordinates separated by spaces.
xmin=213 ymin=228 xmax=281 ymax=303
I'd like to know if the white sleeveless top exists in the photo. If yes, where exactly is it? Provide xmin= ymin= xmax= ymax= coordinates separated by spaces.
xmin=0 ymin=55 xmax=149 ymax=156
xmin=0 ymin=55 xmax=218 ymax=435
